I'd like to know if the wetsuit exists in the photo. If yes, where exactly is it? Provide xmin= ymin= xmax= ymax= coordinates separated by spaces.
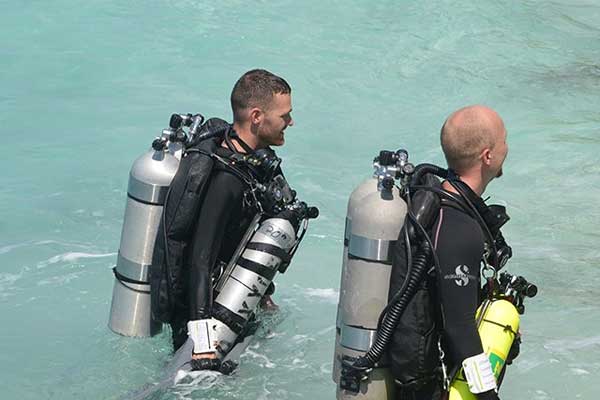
xmin=390 ymin=188 xmax=499 ymax=400
xmin=170 ymin=144 xmax=268 ymax=349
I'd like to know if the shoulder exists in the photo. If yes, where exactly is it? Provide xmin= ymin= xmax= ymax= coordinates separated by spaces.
xmin=434 ymin=206 xmax=485 ymax=252
xmin=210 ymin=167 xmax=246 ymax=188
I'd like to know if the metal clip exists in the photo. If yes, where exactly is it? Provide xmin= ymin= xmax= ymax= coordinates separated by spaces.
xmin=481 ymin=252 xmax=497 ymax=280
xmin=438 ymin=338 xmax=450 ymax=390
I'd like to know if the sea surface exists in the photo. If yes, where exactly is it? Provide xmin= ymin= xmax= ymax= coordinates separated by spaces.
xmin=1 ymin=1 xmax=600 ymax=399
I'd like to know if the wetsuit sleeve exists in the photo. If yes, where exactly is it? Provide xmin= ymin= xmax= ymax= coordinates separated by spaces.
xmin=188 ymin=170 xmax=245 ymax=320
xmin=433 ymin=207 xmax=487 ymax=375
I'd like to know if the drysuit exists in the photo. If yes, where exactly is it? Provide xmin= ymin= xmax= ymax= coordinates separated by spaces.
xmin=168 ymin=140 xmax=279 ymax=349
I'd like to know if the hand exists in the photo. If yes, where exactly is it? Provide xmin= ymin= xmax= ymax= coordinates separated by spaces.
xmin=192 ymin=352 xmax=217 ymax=360
xmin=506 ymin=334 xmax=521 ymax=365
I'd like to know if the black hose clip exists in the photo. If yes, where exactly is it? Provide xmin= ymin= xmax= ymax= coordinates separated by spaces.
xmin=339 ymin=356 xmax=371 ymax=393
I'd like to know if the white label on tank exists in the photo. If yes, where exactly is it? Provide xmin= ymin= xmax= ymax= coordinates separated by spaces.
xmin=258 ymin=222 xmax=294 ymax=249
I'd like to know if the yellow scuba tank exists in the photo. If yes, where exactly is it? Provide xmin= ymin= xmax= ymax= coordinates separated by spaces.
xmin=448 ymin=298 xmax=520 ymax=400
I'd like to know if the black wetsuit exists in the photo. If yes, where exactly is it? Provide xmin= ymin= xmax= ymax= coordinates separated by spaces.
xmin=170 ymin=145 xmax=260 ymax=349
xmin=391 ymin=194 xmax=499 ymax=400
xmin=434 ymin=201 xmax=486 ymax=377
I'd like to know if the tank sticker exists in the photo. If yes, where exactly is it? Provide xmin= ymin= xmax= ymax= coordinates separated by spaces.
xmin=259 ymin=222 xmax=293 ymax=248
xmin=489 ymin=352 xmax=505 ymax=379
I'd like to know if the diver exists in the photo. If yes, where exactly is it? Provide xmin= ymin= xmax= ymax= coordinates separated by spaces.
xmin=151 ymin=69 xmax=297 ymax=365
xmin=388 ymin=105 xmax=511 ymax=400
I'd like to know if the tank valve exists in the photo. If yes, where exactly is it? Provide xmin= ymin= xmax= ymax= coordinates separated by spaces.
xmin=378 ymin=150 xmax=396 ymax=166
xmin=381 ymin=176 xmax=395 ymax=191
xmin=152 ymin=137 xmax=167 ymax=151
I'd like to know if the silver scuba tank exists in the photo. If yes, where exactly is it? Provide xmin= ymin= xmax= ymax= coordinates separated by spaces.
xmin=108 ymin=129 xmax=182 ymax=337
xmin=333 ymin=177 xmax=378 ymax=382
xmin=207 ymin=215 xmax=300 ymax=358
xmin=333 ymin=150 xmax=413 ymax=400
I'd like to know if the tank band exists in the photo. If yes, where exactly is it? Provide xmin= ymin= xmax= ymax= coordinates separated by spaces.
xmin=116 ymin=252 xmax=151 ymax=282
xmin=236 ymin=257 xmax=278 ymax=281
xmin=212 ymin=303 xmax=246 ymax=335
xmin=245 ymin=242 xmax=291 ymax=263
xmin=340 ymin=324 xmax=377 ymax=352
xmin=112 ymin=268 xmax=151 ymax=294
xmin=128 ymin=175 xmax=170 ymax=204
xmin=348 ymin=234 xmax=395 ymax=263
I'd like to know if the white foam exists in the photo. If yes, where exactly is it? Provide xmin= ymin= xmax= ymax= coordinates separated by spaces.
xmin=244 ymin=349 xmax=276 ymax=369
xmin=37 ymin=271 xmax=82 ymax=286
xmin=172 ymin=369 xmax=223 ymax=400
xmin=320 ymin=362 xmax=332 ymax=374
xmin=303 ymin=287 xmax=339 ymax=304
xmin=0 ymin=272 xmax=23 ymax=298
xmin=0 ymin=273 xmax=22 ymax=285
xmin=0 ymin=243 xmax=27 ymax=255
xmin=37 ymin=251 xmax=116 ymax=268
xmin=316 ymin=325 xmax=336 ymax=336
xmin=544 ymin=335 xmax=600 ymax=355
xmin=571 ymin=368 xmax=590 ymax=376
xmin=173 ymin=369 xmax=221 ymax=386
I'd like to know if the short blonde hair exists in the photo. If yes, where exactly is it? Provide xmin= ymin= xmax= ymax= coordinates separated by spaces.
xmin=440 ymin=107 xmax=497 ymax=173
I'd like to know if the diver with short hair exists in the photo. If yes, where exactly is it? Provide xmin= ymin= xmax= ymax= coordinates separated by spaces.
xmin=388 ymin=105 xmax=510 ymax=400
xmin=153 ymin=69 xmax=295 ymax=363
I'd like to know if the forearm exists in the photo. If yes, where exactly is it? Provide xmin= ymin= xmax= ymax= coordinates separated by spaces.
xmin=187 ymin=172 xmax=243 ymax=320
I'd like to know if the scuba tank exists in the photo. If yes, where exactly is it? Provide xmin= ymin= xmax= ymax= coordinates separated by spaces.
xmin=333 ymin=150 xmax=415 ymax=400
xmin=190 ymin=199 xmax=319 ymax=368
xmin=449 ymin=273 xmax=537 ymax=399
xmin=332 ymin=177 xmax=377 ymax=383
xmin=108 ymin=113 xmax=212 ymax=337
xmin=108 ymin=129 xmax=184 ymax=337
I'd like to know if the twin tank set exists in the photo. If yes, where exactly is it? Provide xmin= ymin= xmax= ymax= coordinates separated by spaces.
xmin=107 ymin=115 xmax=535 ymax=398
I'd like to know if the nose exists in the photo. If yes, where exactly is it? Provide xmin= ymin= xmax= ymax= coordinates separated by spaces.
xmin=288 ymin=117 xmax=294 ymax=127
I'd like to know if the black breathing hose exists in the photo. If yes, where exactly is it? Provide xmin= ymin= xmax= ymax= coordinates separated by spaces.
xmin=410 ymin=163 xmax=448 ymax=187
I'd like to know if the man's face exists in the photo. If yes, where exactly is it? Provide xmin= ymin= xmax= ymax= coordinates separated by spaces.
xmin=256 ymin=93 xmax=293 ymax=147
xmin=491 ymin=127 xmax=508 ymax=178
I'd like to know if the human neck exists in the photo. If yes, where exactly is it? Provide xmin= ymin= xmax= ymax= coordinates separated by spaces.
xmin=443 ymin=169 xmax=487 ymax=197
xmin=230 ymin=122 xmax=263 ymax=151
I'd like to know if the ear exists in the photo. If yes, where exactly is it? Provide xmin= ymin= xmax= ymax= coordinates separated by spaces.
xmin=481 ymin=148 xmax=492 ymax=166
xmin=249 ymin=108 xmax=263 ymax=125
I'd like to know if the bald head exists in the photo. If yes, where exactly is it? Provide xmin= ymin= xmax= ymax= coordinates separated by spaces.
xmin=440 ymin=105 xmax=506 ymax=174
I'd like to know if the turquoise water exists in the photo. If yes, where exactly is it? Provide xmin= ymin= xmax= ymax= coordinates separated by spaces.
xmin=2 ymin=0 xmax=600 ymax=399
